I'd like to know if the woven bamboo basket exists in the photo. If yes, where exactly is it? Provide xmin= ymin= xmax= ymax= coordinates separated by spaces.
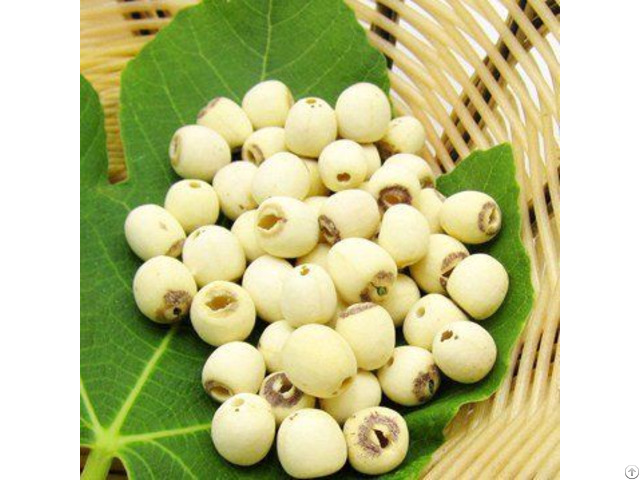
xmin=80 ymin=0 xmax=560 ymax=477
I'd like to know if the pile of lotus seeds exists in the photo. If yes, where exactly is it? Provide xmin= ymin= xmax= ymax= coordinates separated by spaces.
xmin=124 ymin=80 xmax=509 ymax=478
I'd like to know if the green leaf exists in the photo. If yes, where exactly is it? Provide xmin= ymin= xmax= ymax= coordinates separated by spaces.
xmin=81 ymin=1 xmax=533 ymax=477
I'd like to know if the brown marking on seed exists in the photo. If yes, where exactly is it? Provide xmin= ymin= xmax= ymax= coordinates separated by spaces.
xmin=305 ymin=98 xmax=317 ymax=105
xmin=357 ymin=411 xmax=400 ymax=456
xmin=412 ymin=364 xmax=440 ymax=402
xmin=159 ymin=222 xmax=168 ymax=231
xmin=189 ymin=181 xmax=201 ymax=188
xmin=376 ymin=140 xmax=397 ymax=160
xmin=360 ymin=271 xmax=395 ymax=302
xmin=299 ymin=265 xmax=310 ymax=276
xmin=206 ymin=290 xmax=238 ymax=314
xmin=261 ymin=372 xmax=303 ymax=408
xmin=337 ymin=172 xmax=351 ymax=183
xmin=422 ymin=177 xmax=434 ymax=188
xmin=318 ymin=215 xmax=341 ymax=245
xmin=340 ymin=302 xmax=377 ymax=318
xmin=197 ymin=98 xmax=220 ymax=119
xmin=378 ymin=185 xmax=412 ymax=211
xmin=156 ymin=289 xmax=192 ymax=322
xmin=165 ymin=238 xmax=184 ymax=257
xmin=441 ymin=330 xmax=454 ymax=341
xmin=478 ymin=201 xmax=501 ymax=236
xmin=439 ymin=251 xmax=468 ymax=289
xmin=169 ymin=135 xmax=181 ymax=165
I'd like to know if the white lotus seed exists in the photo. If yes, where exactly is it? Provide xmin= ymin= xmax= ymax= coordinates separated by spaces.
xmin=259 ymin=371 xmax=316 ymax=425
xmin=343 ymin=406 xmax=409 ymax=475
xmin=132 ymin=256 xmax=197 ymax=324
xmin=403 ymin=294 xmax=468 ymax=351
xmin=318 ymin=189 xmax=380 ymax=245
xmin=211 ymin=393 xmax=275 ymax=466
xmin=202 ymin=341 xmax=266 ymax=402
xmin=241 ymin=126 xmax=287 ymax=165
xmin=432 ymin=321 xmax=497 ymax=383
xmin=319 ymin=370 xmax=381 ymax=425
xmin=212 ymin=161 xmax=258 ymax=220
xmin=190 ymin=281 xmax=256 ymax=347
xmin=164 ymin=179 xmax=219 ymax=234
xmin=334 ymin=303 xmax=395 ymax=371
xmin=255 ymin=197 xmax=319 ymax=258
xmin=277 ymin=409 xmax=347 ymax=479
xmin=281 ymin=264 xmax=337 ymax=327
xmin=377 ymin=346 xmax=441 ymax=406
xmin=258 ymin=320 xmax=295 ymax=372
xmin=242 ymin=80 xmax=294 ymax=128
xmin=378 ymin=204 xmax=431 ymax=268
xmin=182 ymin=226 xmax=246 ymax=287
xmin=230 ymin=210 xmax=266 ymax=262
xmin=169 ymin=125 xmax=231 ymax=182
xmin=409 ymin=234 xmax=469 ymax=294
xmin=302 ymin=159 xmax=331 ymax=197
xmin=124 ymin=204 xmax=186 ymax=260
xmin=296 ymin=243 xmax=331 ymax=271
xmin=440 ymin=191 xmax=502 ymax=244
xmin=335 ymin=83 xmax=391 ymax=142
xmin=378 ymin=273 xmax=421 ymax=327
xmin=251 ymin=152 xmax=310 ymax=204
xmin=282 ymin=324 xmax=357 ymax=398
xmin=318 ymin=140 xmax=368 ymax=191
xmin=361 ymin=143 xmax=382 ymax=179
xmin=368 ymin=164 xmax=421 ymax=212
xmin=303 ymin=195 xmax=329 ymax=218
xmin=285 ymin=97 xmax=338 ymax=157
xmin=377 ymin=116 xmax=426 ymax=159
xmin=446 ymin=254 xmax=509 ymax=320
xmin=242 ymin=255 xmax=293 ymax=323
xmin=197 ymin=97 xmax=253 ymax=150
xmin=415 ymin=188 xmax=446 ymax=234
xmin=384 ymin=153 xmax=434 ymax=188
xmin=327 ymin=238 xmax=398 ymax=304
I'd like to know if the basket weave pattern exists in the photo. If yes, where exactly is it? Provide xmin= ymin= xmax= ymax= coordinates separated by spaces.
xmin=80 ymin=0 xmax=560 ymax=477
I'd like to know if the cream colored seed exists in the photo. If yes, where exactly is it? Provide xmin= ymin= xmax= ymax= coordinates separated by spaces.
xmin=124 ymin=204 xmax=186 ymax=261
xmin=230 ymin=210 xmax=266 ymax=262
xmin=259 ymin=371 xmax=316 ymax=425
xmin=212 ymin=161 xmax=258 ymax=220
xmin=202 ymin=341 xmax=266 ymax=402
xmin=281 ymin=264 xmax=337 ymax=327
xmin=296 ymin=243 xmax=331 ymax=271
xmin=303 ymin=195 xmax=329 ymax=218
xmin=164 ymin=179 xmax=219 ymax=234
xmin=377 ymin=116 xmax=426 ymax=159
xmin=432 ymin=321 xmax=497 ymax=383
xmin=258 ymin=320 xmax=295 ymax=372
xmin=251 ymin=152 xmax=310 ymax=204
xmin=285 ymin=97 xmax=337 ymax=157
xmin=302 ymin=159 xmax=331 ymax=197
xmin=384 ymin=153 xmax=435 ymax=188
xmin=182 ymin=225 xmax=246 ymax=287
xmin=255 ymin=196 xmax=319 ymax=258
xmin=197 ymin=97 xmax=253 ymax=149
xmin=446 ymin=254 xmax=509 ymax=320
xmin=133 ymin=256 xmax=197 ymax=324
xmin=403 ymin=294 xmax=468 ymax=351
xmin=169 ymin=125 xmax=231 ymax=182
xmin=318 ymin=189 xmax=380 ymax=245
xmin=335 ymin=83 xmax=391 ymax=142
xmin=440 ymin=191 xmax=502 ymax=244
xmin=281 ymin=324 xmax=357 ymax=398
xmin=343 ymin=406 xmax=409 ymax=475
xmin=361 ymin=143 xmax=382 ymax=179
xmin=368 ymin=164 xmax=421 ymax=212
xmin=378 ymin=204 xmax=431 ymax=268
xmin=327 ymin=238 xmax=398 ymax=304
xmin=318 ymin=140 xmax=368 ymax=191
xmin=409 ymin=234 xmax=469 ymax=294
xmin=335 ymin=303 xmax=395 ymax=371
xmin=242 ymin=255 xmax=293 ymax=323
xmin=415 ymin=188 xmax=446 ymax=234
xmin=190 ymin=281 xmax=256 ymax=347
xmin=379 ymin=273 xmax=421 ymax=327
xmin=242 ymin=80 xmax=293 ymax=128
xmin=241 ymin=127 xmax=287 ymax=165
xmin=377 ymin=346 xmax=441 ymax=406
xmin=319 ymin=370 xmax=381 ymax=425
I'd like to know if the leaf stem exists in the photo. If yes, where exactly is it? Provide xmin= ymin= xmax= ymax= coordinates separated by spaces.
xmin=81 ymin=448 xmax=114 ymax=480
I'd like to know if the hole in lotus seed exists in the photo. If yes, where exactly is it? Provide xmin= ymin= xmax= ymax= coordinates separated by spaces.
xmin=340 ymin=376 xmax=354 ymax=391
xmin=386 ymin=355 xmax=395 ymax=368
xmin=416 ymin=307 xmax=425 ymax=317
xmin=258 ymin=214 xmax=283 ymax=230
xmin=300 ymin=266 xmax=310 ymax=276
xmin=206 ymin=293 xmax=235 ymax=311
xmin=169 ymin=136 xmax=181 ymax=164
xmin=207 ymin=383 xmax=232 ymax=400
xmin=189 ymin=181 xmax=201 ymax=188
xmin=441 ymin=330 xmax=454 ymax=341
xmin=231 ymin=397 xmax=244 ymax=407
xmin=374 ymin=429 xmax=390 ymax=448
xmin=337 ymin=172 xmax=351 ymax=182
xmin=277 ymin=378 xmax=294 ymax=394
xmin=172 ymin=307 xmax=181 ymax=316
xmin=306 ymin=98 xmax=317 ymax=104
